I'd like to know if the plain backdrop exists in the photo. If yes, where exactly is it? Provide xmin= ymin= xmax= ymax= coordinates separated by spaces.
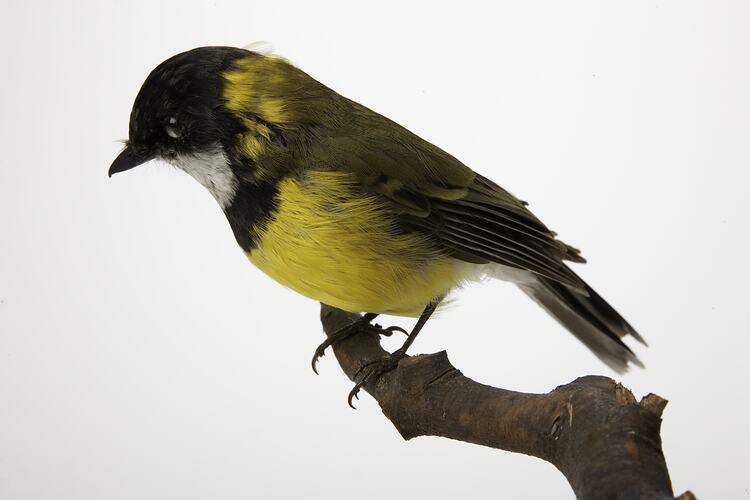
xmin=1 ymin=1 xmax=748 ymax=499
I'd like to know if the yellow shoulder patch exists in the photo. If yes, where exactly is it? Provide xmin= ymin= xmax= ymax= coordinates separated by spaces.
xmin=223 ymin=54 xmax=293 ymax=125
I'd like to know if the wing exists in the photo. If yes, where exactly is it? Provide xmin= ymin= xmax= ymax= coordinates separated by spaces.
xmin=307 ymin=105 xmax=586 ymax=289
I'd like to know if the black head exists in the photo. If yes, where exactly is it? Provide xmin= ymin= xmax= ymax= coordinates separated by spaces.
xmin=109 ymin=46 xmax=247 ymax=177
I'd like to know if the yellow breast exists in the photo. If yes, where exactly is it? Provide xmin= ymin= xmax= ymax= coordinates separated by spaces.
xmin=247 ymin=171 xmax=462 ymax=316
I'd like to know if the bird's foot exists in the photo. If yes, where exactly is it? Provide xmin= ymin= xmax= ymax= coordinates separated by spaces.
xmin=311 ymin=316 xmax=406 ymax=374
xmin=347 ymin=349 xmax=407 ymax=408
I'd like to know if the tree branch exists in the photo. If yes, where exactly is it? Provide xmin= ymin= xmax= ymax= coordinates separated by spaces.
xmin=319 ymin=304 xmax=695 ymax=500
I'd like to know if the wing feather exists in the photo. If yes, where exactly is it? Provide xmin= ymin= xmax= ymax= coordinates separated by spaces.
xmin=305 ymin=109 xmax=585 ymax=288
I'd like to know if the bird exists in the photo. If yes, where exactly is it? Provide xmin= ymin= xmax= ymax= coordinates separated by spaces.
xmin=109 ymin=46 xmax=645 ymax=403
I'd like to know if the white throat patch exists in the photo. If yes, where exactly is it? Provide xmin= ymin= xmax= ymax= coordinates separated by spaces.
xmin=168 ymin=149 xmax=238 ymax=209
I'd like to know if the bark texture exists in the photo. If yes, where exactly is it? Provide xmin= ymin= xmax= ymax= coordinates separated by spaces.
xmin=320 ymin=304 xmax=695 ymax=500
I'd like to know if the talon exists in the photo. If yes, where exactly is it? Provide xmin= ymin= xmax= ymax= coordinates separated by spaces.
xmin=312 ymin=310 xmax=422 ymax=408
xmin=382 ymin=325 xmax=408 ymax=336
xmin=348 ymin=383 xmax=363 ymax=409
xmin=311 ymin=349 xmax=324 ymax=375
xmin=312 ymin=313 xmax=381 ymax=375
xmin=362 ymin=324 xmax=407 ymax=338
xmin=342 ymin=302 xmax=438 ymax=408
xmin=311 ymin=338 xmax=334 ymax=374
xmin=348 ymin=360 xmax=379 ymax=408
xmin=346 ymin=355 xmax=403 ymax=409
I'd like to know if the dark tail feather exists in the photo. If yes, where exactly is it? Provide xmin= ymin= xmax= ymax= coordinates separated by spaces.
xmin=518 ymin=274 xmax=646 ymax=373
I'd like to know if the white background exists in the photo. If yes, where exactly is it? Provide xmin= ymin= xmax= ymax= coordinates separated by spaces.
xmin=1 ymin=1 xmax=748 ymax=498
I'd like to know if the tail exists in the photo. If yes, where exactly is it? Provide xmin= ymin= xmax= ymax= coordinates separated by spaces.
xmin=517 ymin=274 xmax=646 ymax=373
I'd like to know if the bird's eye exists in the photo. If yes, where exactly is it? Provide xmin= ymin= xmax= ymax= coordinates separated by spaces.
xmin=165 ymin=117 xmax=180 ymax=139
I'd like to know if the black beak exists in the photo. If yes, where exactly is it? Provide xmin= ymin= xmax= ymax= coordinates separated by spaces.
xmin=108 ymin=146 xmax=154 ymax=178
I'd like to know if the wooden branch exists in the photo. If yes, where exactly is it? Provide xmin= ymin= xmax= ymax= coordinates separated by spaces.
xmin=319 ymin=304 xmax=696 ymax=500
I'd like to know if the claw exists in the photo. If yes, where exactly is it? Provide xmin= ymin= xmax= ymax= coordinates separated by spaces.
xmin=311 ymin=338 xmax=334 ymax=375
xmin=312 ymin=312 xmax=415 ymax=408
xmin=379 ymin=325 xmax=408 ymax=337
xmin=311 ymin=351 xmax=323 ymax=375
xmin=346 ymin=353 xmax=404 ymax=409
xmin=348 ymin=361 xmax=375 ymax=408
xmin=311 ymin=313 xmax=391 ymax=374
xmin=336 ymin=302 xmax=438 ymax=408
xmin=348 ymin=383 xmax=363 ymax=409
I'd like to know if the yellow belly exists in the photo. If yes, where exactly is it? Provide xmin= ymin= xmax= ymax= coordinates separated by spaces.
xmin=247 ymin=171 xmax=462 ymax=316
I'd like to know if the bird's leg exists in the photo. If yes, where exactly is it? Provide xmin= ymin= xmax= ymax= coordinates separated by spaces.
xmin=347 ymin=298 xmax=442 ymax=408
xmin=311 ymin=312 xmax=407 ymax=374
